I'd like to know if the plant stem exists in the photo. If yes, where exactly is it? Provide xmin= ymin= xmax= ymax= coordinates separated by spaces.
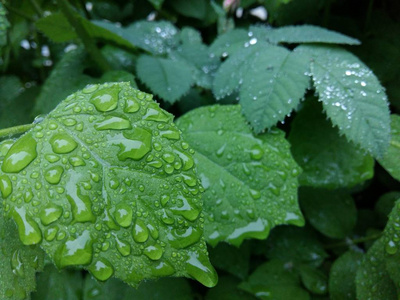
xmin=29 ymin=0 xmax=44 ymax=17
xmin=56 ymin=0 xmax=111 ymax=73
xmin=0 ymin=124 xmax=35 ymax=139
xmin=324 ymin=232 xmax=382 ymax=249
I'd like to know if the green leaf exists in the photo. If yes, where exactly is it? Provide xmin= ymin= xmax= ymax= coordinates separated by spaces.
xmin=206 ymin=276 xmax=257 ymax=300
xmin=329 ymin=251 xmax=363 ymax=300
xmin=254 ymin=25 xmax=360 ymax=45
xmin=299 ymin=188 xmax=357 ymax=239
xmin=83 ymin=276 xmax=193 ymax=300
xmin=170 ymin=0 xmax=209 ymax=20
xmin=0 ymin=3 xmax=10 ymax=47
xmin=356 ymin=238 xmax=398 ymax=299
xmin=264 ymin=226 xmax=328 ymax=267
xmin=32 ymin=265 xmax=83 ymax=300
xmin=176 ymin=105 xmax=304 ymax=247
xmin=288 ymin=100 xmax=374 ymax=189
xmin=93 ymin=20 xmax=179 ymax=55
xmin=36 ymin=13 xmax=135 ymax=51
xmin=136 ymin=55 xmax=194 ymax=104
xmin=0 ymin=83 xmax=217 ymax=288
xmin=375 ymin=192 xmax=400 ymax=227
xmin=147 ymin=0 xmax=165 ymax=10
xmin=209 ymin=242 xmax=250 ymax=280
xmin=239 ymin=260 xmax=310 ymax=300
xmin=298 ymin=264 xmax=328 ymax=295
xmin=209 ymin=29 xmax=248 ymax=57
xmin=0 ymin=210 xmax=45 ymax=299
xmin=179 ymin=27 xmax=202 ymax=45
xmin=378 ymin=115 xmax=400 ymax=181
xmin=299 ymin=44 xmax=391 ymax=158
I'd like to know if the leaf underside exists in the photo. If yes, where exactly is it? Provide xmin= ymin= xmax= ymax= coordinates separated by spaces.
xmin=0 ymin=82 xmax=217 ymax=288
xmin=176 ymin=105 xmax=304 ymax=247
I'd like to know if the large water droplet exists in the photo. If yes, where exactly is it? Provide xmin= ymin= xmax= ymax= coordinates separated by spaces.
xmin=142 ymin=104 xmax=169 ymax=122
xmin=39 ymin=204 xmax=63 ymax=225
xmin=0 ymin=174 xmax=12 ymax=198
xmin=111 ymin=128 xmax=152 ymax=161
xmin=151 ymin=261 xmax=175 ymax=276
xmin=115 ymin=235 xmax=131 ymax=256
xmin=90 ymin=88 xmax=119 ymax=112
xmin=385 ymin=240 xmax=398 ymax=255
xmin=159 ymin=127 xmax=180 ymax=140
xmin=89 ymin=258 xmax=114 ymax=281
xmin=94 ymin=116 xmax=132 ymax=131
xmin=114 ymin=203 xmax=133 ymax=227
xmin=167 ymin=227 xmax=202 ymax=248
xmin=1 ymin=133 xmax=37 ymax=173
xmin=173 ymin=148 xmax=194 ymax=171
xmin=132 ymin=219 xmax=149 ymax=243
xmin=144 ymin=244 xmax=163 ymax=260
xmin=11 ymin=249 xmax=25 ymax=277
xmin=124 ymin=98 xmax=140 ymax=113
xmin=50 ymin=134 xmax=77 ymax=154
xmin=170 ymin=195 xmax=200 ymax=221
xmin=185 ymin=251 xmax=218 ymax=288
xmin=12 ymin=206 xmax=42 ymax=245
xmin=226 ymin=218 xmax=269 ymax=246
xmin=44 ymin=165 xmax=64 ymax=184
xmin=58 ymin=230 xmax=93 ymax=267
xmin=250 ymin=144 xmax=264 ymax=160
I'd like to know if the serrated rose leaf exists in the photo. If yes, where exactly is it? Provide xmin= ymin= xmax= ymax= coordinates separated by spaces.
xmin=176 ymin=105 xmax=304 ymax=247
xmin=0 ymin=82 xmax=217 ymax=288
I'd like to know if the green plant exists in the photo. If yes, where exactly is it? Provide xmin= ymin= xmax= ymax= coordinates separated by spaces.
xmin=0 ymin=0 xmax=399 ymax=299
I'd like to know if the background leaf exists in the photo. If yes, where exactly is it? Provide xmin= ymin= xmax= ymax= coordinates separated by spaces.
xmin=299 ymin=45 xmax=391 ymax=158
xmin=378 ymin=114 xmax=400 ymax=181
xmin=288 ymin=100 xmax=374 ymax=189
xmin=206 ymin=275 xmax=257 ymax=300
xmin=176 ymin=105 xmax=304 ymax=246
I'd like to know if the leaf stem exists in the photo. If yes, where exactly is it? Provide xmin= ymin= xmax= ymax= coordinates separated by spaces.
xmin=56 ymin=0 xmax=111 ymax=73
xmin=0 ymin=124 xmax=35 ymax=139
xmin=324 ymin=232 xmax=382 ymax=249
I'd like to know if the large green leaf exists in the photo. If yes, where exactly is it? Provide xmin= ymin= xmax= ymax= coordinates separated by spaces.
xmin=0 ymin=199 xmax=45 ymax=299
xmin=0 ymin=83 xmax=217 ymax=288
xmin=213 ymin=42 xmax=309 ymax=133
xmin=299 ymin=188 xmax=357 ymax=239
xmin=288 ymin=100 xmax=374 ymax=189
xmin=297 ymin=264 xmax=328 ymax=295
xmin=299 ymin=45 xmax=391 ymax=158
xmin=83 ymin=276 xmax=193 ymax=300
xmin=254 ymin=25 xmax=360 ymax=45
xmin=239 ymin=260 xmax=310 ymax=300
xmin=329 ymin=251 xmax=363 ymax=300
xmin=35 ymin=13 xmax=135 ymax=51
xmin=136 ymin=55 xmax=194 ymax=104
xmin=206 ymin=276 xmax=257 ymax=300
xmin=32 ymin=265 xmax=83 ymax=300
xmin=176 ymin=105 xmax=304 ymax=246
xmin=356 ymin=238 xmax=398 ymax=299
xmin=378 ymin=114 xmax=400 ymax=181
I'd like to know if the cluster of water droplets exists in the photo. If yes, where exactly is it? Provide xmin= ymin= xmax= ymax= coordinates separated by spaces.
xmin=176 ymin=105 xmax=304 ymax=247
xmin=0 ymin=82 xmax=217 ymax=287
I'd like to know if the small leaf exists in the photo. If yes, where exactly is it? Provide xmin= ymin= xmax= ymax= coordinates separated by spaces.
xmin=378 ymin=114 xmax=400 ymax=181
xmin=209 ymin=29 xmax=249 ymax=57
xmin=356 ymin=238 xmax=398 ymax=299
xmin=264 ymin=226 xmax=328 ymax=267
xmin=298 ymin=264 xmax=328 ymax=295
xmin=136 ymin=55 xmax=194 ymax=103
xmin=206 ymin=276 xmax=257 ymax=300
xmin=209 ymin=242 xmax=250 ymax=280
xmin=239 ymin=260 xmax=310 ymax=300
xmin=288 ymin=100 xmax=374 ymax=189
xmin=299 ymin=44 xmax=391 ymax=158
xmin=254 ymin=24 xmax=360 ymax=45
xmin=0 ymin=83 xmax=217 ymax=288
xmin=32 ymin=265 xmax=83 ymax=300
xmin=299 ymin=188 xmax=357 ymax=239
xmin=83 ymin=276 xmax=193 ymax=300
xmin=329 ymin=251 xmax=363 ymax=300
xmin=0 ymin=210 xmax=45 ymax=299
xmin=176 ymin=105 xmax=304 ymax=247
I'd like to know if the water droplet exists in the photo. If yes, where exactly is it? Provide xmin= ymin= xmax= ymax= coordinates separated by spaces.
xmin=115 ymin=236 xmax=131 ymax=256
xmin=144 ymin=244 xmax=163 ymax=260
xmin=173 ymin=148 xmax=194 ymax=171
xmin=151 ymin=261 xmax=175 ymax=276
xmin=12 ymin=206 xmax=42 ymax=245
xmin=44 ymin=165 xmax=64 ymax=184
xmin=0 ymin=175 xmax=12 ymax=198
xmin=385 ymin=240 xmax=397 ymax=255
xmin=167 ymin=227 xmax=202 ymax=248
xmin=159 ymin=127 xmax=180 ymax=140
xmin=124 ymin=98 xmax=140 ymax=113
xmin=1 ymin=133 xmax=37 ymax=173
xmin=44 ymin=226 xmax=58 ymax=241
xmin=11 ymin=249 xmax=25 ymax=277
xmin=90 ymin=88 xmax=119 ymax=112
xmin=45 ymin=154 xmax=60 ymax=163
xmin=94 ymin=116 xmax=132 ymax=130
xmin=162 ymin=152 xmax=175 ymax=163
xmin=226 ymin=218 xmax=269 ymax=246
xmin=40 ymin=204 xmax=63 ymax=225
xmin=114 ymin=203 xmax=133 ymax=227
xmin=58 ymin=230 xmax=93 ymax=267
xmin=142 ymin=104 xmax=169 ymax=122
xmin=50 ymin=134 xmax=77 ymax=154
xmin=170 ymin=195 xmax=200 ymax=221
xmin=111 ymin=128 xmax=152 ymax=161
xmin=249 ymin=189 xmax=261 ymax=200
xmin=69 ymin=156 xmax=86 ymax=167
xmin=89 ymin=258 xmax=114 ymax=281
xmin=185 ymin=251 xmax=218 ymax=288
xmin=132 ymin=219 xmax=149 ymax=243
xmin=250 ymin=144 xmax=264 ymax=160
